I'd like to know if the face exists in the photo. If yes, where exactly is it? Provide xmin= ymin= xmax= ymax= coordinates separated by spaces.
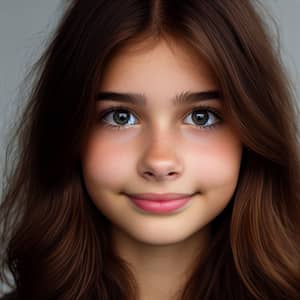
xmin=81 ymin=37 xmax=243 ymax=246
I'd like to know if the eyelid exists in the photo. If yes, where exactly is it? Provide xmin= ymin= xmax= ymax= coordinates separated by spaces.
xmin=97 ymin=104 xmax=223 ymax=120
xmin=185 ymin=106 xmax=222 ymax=119
xmin=96 ymin=105 xmax=142 ymax=121
xmin=96 ymin=104 xmax=224 ymax=134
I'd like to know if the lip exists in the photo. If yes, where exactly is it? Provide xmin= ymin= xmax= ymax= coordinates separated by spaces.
xmin=126 ymin=193 xmax=195 ymax=213
xmin=126 ymin=193 xmax=195 ymax=201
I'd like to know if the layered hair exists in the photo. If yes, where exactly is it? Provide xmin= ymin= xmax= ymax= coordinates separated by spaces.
xmin=1 ymin=0 xmax=300 ymax=299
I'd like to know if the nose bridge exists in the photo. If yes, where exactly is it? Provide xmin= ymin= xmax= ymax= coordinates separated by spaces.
xmin=137 ymin=124 xmax=184 ymax=181
xmin=145 ymin=122 xmax=178 ymax=155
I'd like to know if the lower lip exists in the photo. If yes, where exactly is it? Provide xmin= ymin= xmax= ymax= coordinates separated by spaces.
xmin=128 ymin=196 xmax=192 ymax=213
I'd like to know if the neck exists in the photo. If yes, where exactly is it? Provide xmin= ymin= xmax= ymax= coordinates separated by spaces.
xmin=111 ymin=225 xmax=211 ymax=300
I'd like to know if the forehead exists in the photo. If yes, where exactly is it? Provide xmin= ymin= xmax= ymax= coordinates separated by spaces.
xmin=99 ymin=37 xmax=218 ymax=91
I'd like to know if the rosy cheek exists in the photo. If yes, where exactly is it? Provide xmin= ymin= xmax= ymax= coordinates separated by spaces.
xmin=186 ymin=132 xmax=242 ymax=186
xmin=82 ymin=136 xmax=136 ymax=188
xmin=83 ymin=125 xmax=242 ymax=190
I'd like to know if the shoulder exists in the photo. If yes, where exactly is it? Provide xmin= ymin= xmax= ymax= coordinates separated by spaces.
xmin=0 ymin=291 xmax=17 ymax=300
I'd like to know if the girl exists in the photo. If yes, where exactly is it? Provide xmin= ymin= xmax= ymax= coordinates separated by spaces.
xmin=1 ymin=0 xmax=299 ymax=299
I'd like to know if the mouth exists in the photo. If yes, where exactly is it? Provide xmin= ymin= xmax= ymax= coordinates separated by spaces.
xmin=125 ymin=192 xmax=196 ymax=201
xmin=125 ymin=192 xmax=196 ymax=213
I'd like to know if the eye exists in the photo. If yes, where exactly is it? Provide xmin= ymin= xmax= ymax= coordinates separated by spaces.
xmin=183 ymin=108 xmax=221 ymax=129
xmin=100 ymin=108 xmax=137 ymax=128
xmin=97 ymin=105 xmax=223 ymax=131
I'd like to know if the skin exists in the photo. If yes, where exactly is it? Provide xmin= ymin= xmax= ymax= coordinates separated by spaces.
xmin=81 ymin=36 xmax=243 ymax=300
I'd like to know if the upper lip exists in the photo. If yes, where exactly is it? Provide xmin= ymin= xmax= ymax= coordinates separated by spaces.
xmin=126 ymin=193 xmax=195 ymax=201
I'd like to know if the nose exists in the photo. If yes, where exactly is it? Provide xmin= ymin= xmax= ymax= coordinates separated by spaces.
xmin=137 ymin=136 xmax=183 ymax=182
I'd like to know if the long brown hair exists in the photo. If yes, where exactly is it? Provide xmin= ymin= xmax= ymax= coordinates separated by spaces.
xmin=1 ymin=0 xmax=300 ymax=299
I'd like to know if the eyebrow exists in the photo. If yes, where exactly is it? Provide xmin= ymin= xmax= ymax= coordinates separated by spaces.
xmin=95 ymin=90 xmax=221 ymax=106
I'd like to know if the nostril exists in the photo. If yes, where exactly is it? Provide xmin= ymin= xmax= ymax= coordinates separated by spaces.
xmin=145 ymin=171 xmax=153 ymax=176
xmin=168 ymin=172 xmax=176 ymax=175
xmin=142 ymin=170 xmax=180 ymax=180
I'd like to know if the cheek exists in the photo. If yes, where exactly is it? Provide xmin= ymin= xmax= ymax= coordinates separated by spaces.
xmin=81 ymin=134 xmax=136 ymax=190
xmin=82 ymin=127 xmax=243 ymax=194
xmin=188 ymin=131 xmax=242 ymax=196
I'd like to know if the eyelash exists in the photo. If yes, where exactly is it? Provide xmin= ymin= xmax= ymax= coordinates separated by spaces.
xmin=96 ymin=105 xmax=223 ymax=132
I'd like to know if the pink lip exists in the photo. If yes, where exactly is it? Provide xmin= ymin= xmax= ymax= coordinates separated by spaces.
xmin=126 ymin=193 xmax=194 ymax=213
xmin=127 ymin=193 xmax=194 ymax=201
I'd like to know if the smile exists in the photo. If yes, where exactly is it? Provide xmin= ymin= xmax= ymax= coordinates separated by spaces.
xmin=126 ymin=194 xmax=194 ymax=213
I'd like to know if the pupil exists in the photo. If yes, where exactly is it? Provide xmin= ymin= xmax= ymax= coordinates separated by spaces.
xmin=112 ymin=110 xmax=208 ymax=126
xmin=192 ymin=111 xmax=208 ymax=125
xmin=114 ymin=110 xmax=129 ymax=125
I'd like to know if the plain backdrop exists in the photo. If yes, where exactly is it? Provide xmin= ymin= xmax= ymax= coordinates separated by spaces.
xmin=0 ymin=0 xmax=299 ymax=294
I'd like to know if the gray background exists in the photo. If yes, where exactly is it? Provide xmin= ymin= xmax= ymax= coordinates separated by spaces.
xmin=0 ymin=0 xmax=299 ymax=294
